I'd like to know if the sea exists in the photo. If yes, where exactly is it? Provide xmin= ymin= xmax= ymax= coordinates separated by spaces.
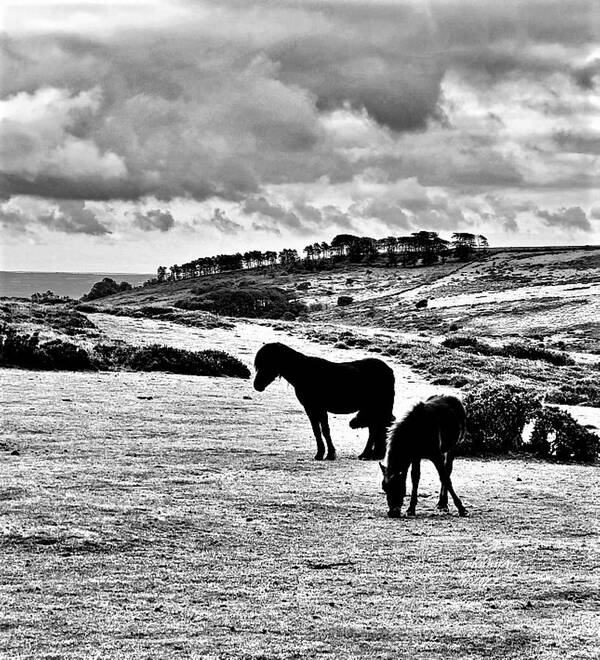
xmin=0 ymin=271 xmax=155 ymax=300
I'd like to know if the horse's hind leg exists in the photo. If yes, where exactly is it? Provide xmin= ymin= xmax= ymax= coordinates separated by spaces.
xmin=407 ymin=460 xmax=421 ymax=516
xmin=306 ymin=409 xmax=326 ymax=460
xmin=371 ymin=424 xmax=388 ymax=460
xmin=320 ymin=413 xmax=336 ymax=461
xmin=437 ymin=452 xmax=452 ymax=511
xmin=432 ymin=456 xmax=467 ymax=517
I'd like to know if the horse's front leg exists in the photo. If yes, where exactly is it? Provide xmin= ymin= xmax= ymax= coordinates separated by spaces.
xmin=320 ymin=413 xmax=336 ymax=461
xmin=306 ymin=409 xmax=326 ymax=460
xmin=406 ymin=460 xmax=421 ymax=516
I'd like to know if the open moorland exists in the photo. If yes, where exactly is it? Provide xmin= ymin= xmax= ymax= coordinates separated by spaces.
xmin=1 ymin=247 xmax=599 ymax=658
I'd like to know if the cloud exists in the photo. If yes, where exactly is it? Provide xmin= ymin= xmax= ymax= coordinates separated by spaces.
xmin=210 ymin=208 xmax=243 ymax=234
xmin=0 ymin=199 xmax=110 ymax=235
xmin=133 ymin=208 xmax=174 ymax=232
xmin=536 ymin=206 xmax=591 ymax=231
xmin=1 ymin=0 xmax=596 ymax=210
xmin=39 ymin=200 xmax=111 ymax=235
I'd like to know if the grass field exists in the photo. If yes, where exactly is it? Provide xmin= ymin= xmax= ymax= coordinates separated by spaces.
xmin=1 ymin=367 xmax=599 ymax=659
xmin=1 ymin=247 xmax=599 ymax=658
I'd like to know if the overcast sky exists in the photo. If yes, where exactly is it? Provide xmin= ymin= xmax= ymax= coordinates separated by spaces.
xmin=1 ymin=0 xmax=599 ymax=272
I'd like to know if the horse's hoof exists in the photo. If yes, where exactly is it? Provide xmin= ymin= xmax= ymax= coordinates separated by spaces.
xmin=314 ymin=454 xmax=325 ymax=461
xmin=358 ymin=453 xmax=371 ymax=461
xmin=326 ymin=453 xmax=336 ymax=461
xmin=458 ymin=508 xmax=468 ymax=517
xmin=437 ymin=504 xmax=449 ymax=512
xmin=406 ymin=509 xmax=416 ymax=517
xmin=387 ymin=508 xmax=402 ymax=519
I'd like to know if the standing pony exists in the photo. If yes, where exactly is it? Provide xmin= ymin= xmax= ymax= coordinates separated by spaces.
xmin=253 ymin=342 xmax=395 ymax=460
xmin=380 ymin=395 xmax=467 ymax=518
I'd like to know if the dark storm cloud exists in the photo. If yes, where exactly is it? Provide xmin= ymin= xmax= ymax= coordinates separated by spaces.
xmin=133 ymin=209 xmax=175 ymax=232
xmin=1 ymin=0 xmax=598 ymax=227
xmin=39 ymin=201 xmax=111 ymax=235
xmin=536 ymin=206 xmax=591 ymax=232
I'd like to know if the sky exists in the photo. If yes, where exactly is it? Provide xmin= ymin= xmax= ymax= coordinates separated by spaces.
xmin=1 ymin=0 xmax=599 ymax=272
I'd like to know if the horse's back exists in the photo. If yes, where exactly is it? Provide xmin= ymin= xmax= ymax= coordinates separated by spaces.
xmin=425 ymin=395 xmax=466 ymax=450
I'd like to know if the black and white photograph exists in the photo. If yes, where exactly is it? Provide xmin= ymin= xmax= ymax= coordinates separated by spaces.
xmin=1 ymin=0 xmax=599 ymax=657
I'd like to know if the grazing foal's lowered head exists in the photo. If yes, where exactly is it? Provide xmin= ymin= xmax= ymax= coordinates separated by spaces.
xmin=380 ymin=461 xmax=409 ymax=519
xmin=253 ymin=342 xmax=291 ymax=391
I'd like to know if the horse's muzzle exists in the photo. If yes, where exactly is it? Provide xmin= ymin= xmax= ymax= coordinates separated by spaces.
xmin=387 ymin=507 xmax=403 ymax=519
xmin=253 ymin=377 xmax=265 ymax=392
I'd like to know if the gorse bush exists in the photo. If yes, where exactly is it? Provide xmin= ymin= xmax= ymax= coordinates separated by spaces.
xmin=462 ymin=383 xmax=542 ymax=455
xmin=0 ymin=327 xmax=95 ymax=371
xmin=441 ymin=335 xmax=478 ymax=348
xmin=530 ymin=407 xmax=599 ymax=463
xmin=442 ymin=335 xmax=575 ymax=366
xmin=82 ymin=278 xmax=132 ymax=301
xmin=461 ymin=383 xmax=598 ymax=463
xmin=118 ymin=344 xmax=250 ymax=378
xmin=0 ymin=327 xmax=249 ymax=378
xmin=546 ymin=383 xmax=600 ymax=407
xmin=180 ymin=284 xmax=306 ymax=319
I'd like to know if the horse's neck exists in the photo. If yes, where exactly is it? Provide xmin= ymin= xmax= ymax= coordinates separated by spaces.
xmin=279 ymin=348 xmax=308 ymax=386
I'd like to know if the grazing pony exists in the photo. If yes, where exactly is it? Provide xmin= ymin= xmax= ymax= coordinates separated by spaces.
xmin=253 ymin=342 xmax=395 ymax=460
xmin=380 ymin=395 xmax=467 ymax=518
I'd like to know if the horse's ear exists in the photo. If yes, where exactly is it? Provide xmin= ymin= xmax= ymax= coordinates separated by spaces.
xmin=379 ymin=462 xmax=387 ymax=476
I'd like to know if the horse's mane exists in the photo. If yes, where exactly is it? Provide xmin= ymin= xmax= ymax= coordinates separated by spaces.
xmin=386 ymin=401 xmax=426 ymax=465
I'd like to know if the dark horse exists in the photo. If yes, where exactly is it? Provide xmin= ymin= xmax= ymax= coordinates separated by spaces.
xmin=253 ymin=342 xmax=395 ymax=460
xmin=380 ymin=395 xmax=467 ymax=518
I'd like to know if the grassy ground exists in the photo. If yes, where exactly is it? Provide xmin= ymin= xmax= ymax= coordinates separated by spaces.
xmin=1 ymin=247 xmax=599 ymax=658
xmin=1 ymin=368 xmax=599 ymax=659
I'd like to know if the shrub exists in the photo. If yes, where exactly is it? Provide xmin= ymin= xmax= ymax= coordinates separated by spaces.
xmin=124 ymin=344 xmax=250 ymax=378
xmin=443 ymin=336 xmax=575 ymax=366
xmin=82 ymin=278 xmax=132 ymax=301
xmin=297 ymin=282 xmax=311 ymax=290
xmin=180 ymin=284 xmax=306 ymax=319
xmin=462 ymin=383 xmax=542 ymax=455
xmin=31 ymin=291 xmax=74 ymax=305
xmin=75 ymin=303 xmax=101 ymax=313
xmin=0 ymin=328 xmax=95 ymax=371
xmin=546 ymin=383 xmax=600 ymax=407
xmin=337 ymin=296 xmax=354 ymax=306
xmin=442 ymin=335 xmax=478 ymax=348
xmin=93 ymin=343 xmax=250 ymax=379
xmin=530 ymin=407 xmax=599 ymax=463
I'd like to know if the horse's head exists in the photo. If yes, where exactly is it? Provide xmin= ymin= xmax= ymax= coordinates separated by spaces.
xmin=253 ymin=343 xmax=283 ymax=392
xmin=380 ymin=462 xmax=406 ymax=518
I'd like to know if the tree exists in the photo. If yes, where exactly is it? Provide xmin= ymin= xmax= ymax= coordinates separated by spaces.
xmin=331 ymin=234 xmax=359 ymax=256
xmin=452 ymin=232 xmax=477 ymax=261
xmin=156 ymin=266 xmax=167 ymax=282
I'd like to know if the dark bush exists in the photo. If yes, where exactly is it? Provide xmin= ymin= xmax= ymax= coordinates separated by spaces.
xmin=442 ymin=335 xmax=478 ymax=348
xmin=31 ymin=291 xmax=75 ymax=305
xmin=117 ymin=344 xmax=250 ymax=378
xmin=443 ymin=336 xmax=575 ymax=366
xmin=180 ymin=284 xmax=306 ymax=319
xmin=82 ymin=278 xmax=132 ymax=301
xmin=297 ymin=282 xmax=311 ymax=290
xmin=0 ymin=328 xmax=95 ymax=371
xmin=462 ymin=383 xmax=542 ymax=455
xmin=530 ymin=407 xmax=599 ymax=463
xmin=75 ymin=303 xmax=101 ymax=313
xmin=337 ymin=296 xmax=354 ymax=306
xmin=502 ymin=342 xmax=575 ymax=366
xmin=546 ymin=383 xmax=600 ymax=407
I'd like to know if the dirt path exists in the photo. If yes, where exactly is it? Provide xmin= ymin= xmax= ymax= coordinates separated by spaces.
xmin=1 ymin=367 xmax=599 ymax=659
xmin=90 ymin=313 xmax=440 ymax=414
